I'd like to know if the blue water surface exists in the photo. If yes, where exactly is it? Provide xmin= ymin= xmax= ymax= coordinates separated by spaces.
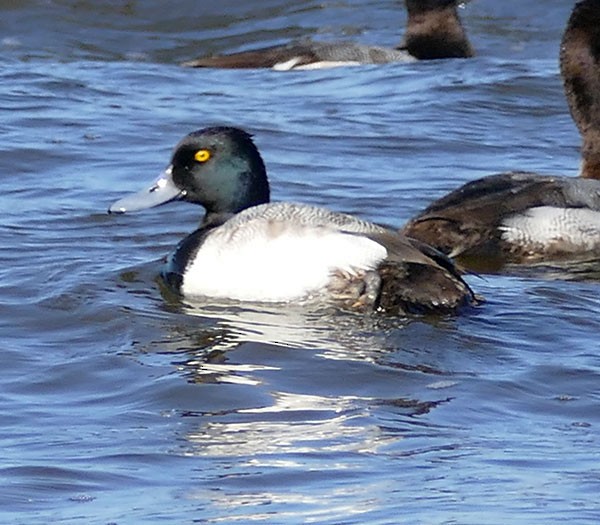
xmin=2 ymin=1 xmax=600 ymax=523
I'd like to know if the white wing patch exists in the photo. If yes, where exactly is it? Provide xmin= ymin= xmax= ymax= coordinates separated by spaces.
xmin=181 ymin=219 xmax=388 ymax=302
xmin=272 ymin=57 xmax=303 ymax=71
xmin=292 ymin=60 xmax=362 ymax=70
xmin=272 ymin=58 xmax=362 ymax=71
xmin=501 ymin=206 xmax=600 ymax=252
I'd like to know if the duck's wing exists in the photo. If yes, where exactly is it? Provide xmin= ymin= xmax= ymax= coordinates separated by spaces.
xmin=401 ymin=172 xmax=569 ymax=258
xmin=182 ymin=42 xmax=412 ymax=70
xmin=362 ymin=230 xmax=477 ymax=314
xmin=182 ymin=42 xmax=321 ymax=69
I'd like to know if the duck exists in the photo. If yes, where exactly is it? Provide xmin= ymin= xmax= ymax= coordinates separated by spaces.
xmin=401 ymin=0 xmax=600 ymax=270
xmin=181 ymin=0 xmax=473 ymax=71
xmin=109 ymin=126 xmax=476 ymax=315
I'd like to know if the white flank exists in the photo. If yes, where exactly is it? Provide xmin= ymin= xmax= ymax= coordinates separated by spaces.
xmin=501 ymin=206 xmax=600 ymax=251
xmin=181 ymin=219 xmax=388 ymax=302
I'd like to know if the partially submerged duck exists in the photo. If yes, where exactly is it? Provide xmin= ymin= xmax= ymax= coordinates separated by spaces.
xmin=109 ymin=127 xmax=475 ymax=315
xmin=182 ymin=0 xmax=473 ymax=70
xmin=402 ymin=0 xmax=600 ymax=270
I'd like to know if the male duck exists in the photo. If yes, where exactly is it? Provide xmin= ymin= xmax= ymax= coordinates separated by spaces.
xmin=109 ymin=127 xmax=475 ymax=315
xmin=402 ymin=0 xmax=600 ymax=269
xmin=182 ymin=0 xmax=473 ymax=70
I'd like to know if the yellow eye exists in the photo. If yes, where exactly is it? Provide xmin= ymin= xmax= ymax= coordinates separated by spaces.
xmin=194 ymin=149 xmax=211 ymax=163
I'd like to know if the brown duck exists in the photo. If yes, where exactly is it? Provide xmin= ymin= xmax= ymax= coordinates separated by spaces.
xmin=182 ymin=0 xmax=473 ymax=70
xmin=402 ymin=0 xmax=600 ymax=270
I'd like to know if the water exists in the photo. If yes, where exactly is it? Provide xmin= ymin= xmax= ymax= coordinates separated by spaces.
xmin=2 ymin=0 xmax=600 ymax=523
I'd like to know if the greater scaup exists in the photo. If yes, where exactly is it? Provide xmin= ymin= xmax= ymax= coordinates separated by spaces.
xmin=109 ymin=127 xmax=476 ymax=314
xmin=402 ymin=0 xmax=600 ymax=269
xmin=182 ymin=0 xmax=473 ymax=70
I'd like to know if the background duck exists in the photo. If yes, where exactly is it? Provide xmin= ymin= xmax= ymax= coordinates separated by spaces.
xmin=401 ymin=0 xmax=600 ymax=270
xmin=109 ymin=127 xmax=476 ymax=315
xmin=181 ymin=0 xmax=473 ymax=70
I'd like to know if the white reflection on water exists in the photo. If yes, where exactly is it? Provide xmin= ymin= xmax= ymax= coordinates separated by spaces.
xmin=158 ymin=297 xmax=417 ymax=387
xmin=185 ymin=406 xmax=390 ymax=457
xmin=182 ymin=388 xmax=395 ymax=521
xmin=186 ymin=484 xmax=385 ymax=524
xmin=178 ymin=299 xmax=387 ymax=353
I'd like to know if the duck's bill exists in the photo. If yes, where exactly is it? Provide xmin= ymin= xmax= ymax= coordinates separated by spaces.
xmin=108 ymin=167 xmax=184 ymax=214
